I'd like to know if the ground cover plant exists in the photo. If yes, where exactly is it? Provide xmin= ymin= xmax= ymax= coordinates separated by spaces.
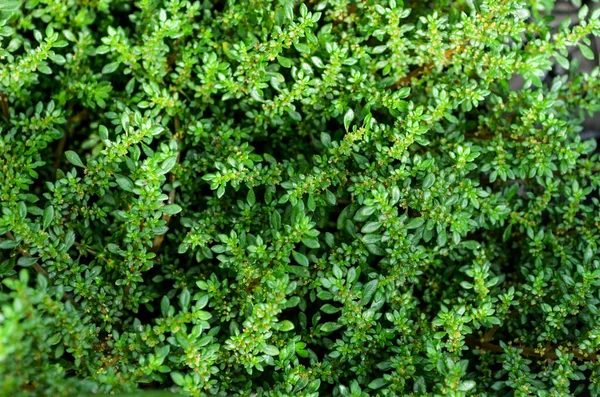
xmin=1 ymin=0 xmax=600 ymax=395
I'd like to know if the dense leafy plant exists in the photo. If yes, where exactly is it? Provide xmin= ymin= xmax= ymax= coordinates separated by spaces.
xmin=1 ymin=0 xmax=600 ymax=395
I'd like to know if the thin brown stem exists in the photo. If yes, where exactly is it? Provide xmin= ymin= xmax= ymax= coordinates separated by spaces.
xmin=167 ymin=50 xmax=179 ymax=70
xmin=482 ymin=309 xmax=520 ymax=342
xmin=467 ymin=309 xmax=597 ymax=361
xmin=73 ymin=241 xmax=110 ymax=263
xmin=389 ymin=48 xmax=459 ymax=89
xmin=5 ymin=232 xmax=48 ymax=277
xmin=482 ymin=325 xmax=500 ymax=342
xmin=466 ymin=335 xmax=598 ymax=362
xmin=0 ymin=92 xmax=9 ymax=119
xmin=54 ymin=109 xmax=89 ymax=170
xmin=152 ymin=115 xmax=182 ymax=253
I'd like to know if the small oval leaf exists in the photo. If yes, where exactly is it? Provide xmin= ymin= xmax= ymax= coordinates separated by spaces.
xmin=65 ymin=151 xmax=84 ymax=167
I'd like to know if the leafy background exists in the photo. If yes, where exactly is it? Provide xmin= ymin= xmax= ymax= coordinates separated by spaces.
xmin=1 ymin=0 xmax=600 ymax=396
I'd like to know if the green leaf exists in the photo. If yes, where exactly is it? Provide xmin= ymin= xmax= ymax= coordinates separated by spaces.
xmin=246 ymin=189 xmax=256 ymax=206
xmin=0 ymin=1 xmax=21 ymax=12
xmin=361 ymin=221 xmax=381 ymax=234
xmin=306 ymin=197 xmax=315 ymax=213
xmin=406 ymin=217 xmax=424 ymax=229
xmin=578 ymin=44 xmax=594 ymax=60
xmin=18 ymin=201 xmax=27 ymax=218
xmin=320 ymin=322 xmax=342 ymax=333
xmin=0 ymin=26 xmax=14 ymax=37
xmin=301 ymin=236 xmax=320 ymax=249
xmin=320 ymin=304 xmax=340 ymax=314
xmin=65 ymin=151 xmax=84 ymax=167
xmin=578 ymin=4 xmax=589 ymax=20
xmin=98 ymin=125 xmax=109 ymax=140
xmin=413 ymin=377 xmax=426 ymax=393
xmin=262 ymin=344 xmax=279 ymax=356
xmin=458 ymin=380 xmax=476 ymax=392
xmin=0 ymin=240 xmax=18 ymax=249
xmin=160 ymin=156 xmax=177 ymax=174
xmin=43 ymin=206 xmax=54 ymax=229
xmin=276 ymin=320 xmax=295 ymax=332
xmin=179 ymin=288 xmax=190 ymax=310
xmin=270 ymin=211 xmax=281 ymax=230
xmin=324 ymin=190 xmax=336 ymax=206
xmin=102 ymin=62 xmax=120 ymax=74
xmin=422 ymin=173 xmax=435 ymax=189
xmin=115 ymin=175 xmax=134 ymax=192
xmin=196 ymin=310 xmax=211 ymax=321
xmin=344 ymin=108 xmax=354 ymax=131
xmin=161 ymin=204 xmax=182 ymax=215
xmin=555 ymin=54 xmax=569 ymax=70
xmin=277 ymin=56 xmax=292 ymax=68
xmin=320 ymin=132 xmax=332 ymax=148
xmin=292 ymin=250 xmax=309 ymax=266
xmin=161 ymin=296 xmax=170 ymax=317
xmin=283 ymin=2 xmax=293 ymax=20
xmin=584 ymin=246 xmax=593 ymax=264
xmin=47 ymin=333 xmax=62 ymax=346
xmin=362 ymin=234 xmax=382 ymax=244
xmin=170 ymin=372 xmax=185 ymax=386
xmin=17 ymin=256 xmax=37 ymax=267
xmin=360 ymin=279 xmax=378 ymax=305
xmin=368 ymin=378 xmax=388 ymax=389
xmin=354 ymin=206 xmax=375 ymax=221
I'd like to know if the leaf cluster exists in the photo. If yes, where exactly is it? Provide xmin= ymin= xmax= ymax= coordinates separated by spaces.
xmin=1 ymin=0 xmax=600 ymax=396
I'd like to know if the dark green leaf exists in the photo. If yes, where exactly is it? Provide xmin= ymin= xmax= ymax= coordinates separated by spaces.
xmin=301 ymin=236 xmax=320 ymax=249
xmin=18 ymin=256 xmax=37 ymax=267
xmin=43 ymin=206 xmax=54 ymax=229
xmin=292 ymin=251 xmax=309 ymax=266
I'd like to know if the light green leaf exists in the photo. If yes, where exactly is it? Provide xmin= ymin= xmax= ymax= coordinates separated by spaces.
xmin=344 ymin=108 xmax=354 ymax=131
xmin=161 ymin=204 xmax=182 ymax=215
xmin=262 ymin=344 xmax=280 ymax=356
xmin=179 ymin=288 xmax=190 ymax=310
xmin=578 ymin=44 xmax=594 ymax=60
xmin=102 ymin=62 xmax=120 ymax=74
xmin=43 ymin=206 xmax=54 ymax=229
xmin=320 ymin=322 xmax=342 ymax=333
xmin=277 ymin=56 xmax=292 ymax=68
xmin=65 ymin=151 xmax=84 ymax=167
xmin=275 ymin=320 xmax=295 ymax=332
xmin=361 ymin=221 xmax=381 ymax=234
xmin=170 ymin=372 xmax=185 ymax=386
xmin=0 ymin=1 xmax=21 ymax=12
xmin=362 ymin=234 xmax=382 ymax=244
xmin=160 ymin=156 xmax=178 ymax=174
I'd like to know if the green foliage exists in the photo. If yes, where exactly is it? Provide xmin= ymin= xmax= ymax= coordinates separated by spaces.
xmin=1 ymin=0 xmax=600 ymax=395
